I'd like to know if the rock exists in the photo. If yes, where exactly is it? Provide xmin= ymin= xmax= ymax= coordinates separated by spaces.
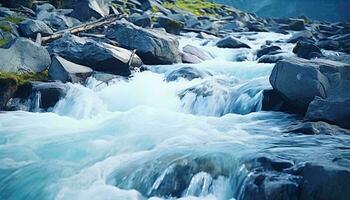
xmin=258 ymin=54 xmax=287 ymax=63
xmin=287 ymin=31 xmax=315 ymax=43
xmin=129 ymin=13 xmax=151 ymax=28
xmin=256 ymin=46 xmax=281 ymax=58
xmin=295 ymin=163 xmax=350 ymax=200
xmin=216 ymin=36 xmax=250 ymax=49
xmin=30 ymin=81 xmax=68 ymax=110
xmin=48 ymin=34 xmax=142 ymax=76
xmin=316 ymin=39 xmax=339 ymax=51
xmin=0 ymin=7 xmax=15 ymax=17
xmin=183 ymin=45 xmax=213 ymax=61
xmin=261 ymin=89 xmax=296 ymax=113
xmin=292 ymin=41 xmax=323 ymax=59
xmin=197 ymin=32 xmax=216 ymax=40
xmin=305 ymin=97 xmax=350 ymax=129
xmin=37 ymin=10 xmax=81 ymax=30
xmin=71 ymin=0 xmax=110 ymax=21
xmin=286 ymin=121 xmax=350 ymax=135
xmin=1 ymin=0 xmax=33 ymax=8
xmin=18 ymin=19 xmax=53 ymax=38
xmin=106 ymin=19 xmax=181 ymax=65
xmin=181 ymin=52 xmax=202 ymax=64
xmin=157 ymin=16 xmax=184 ymax=35
xmin=166 ymin=67 xmax=210 ymax=82
xmin=49 ymin=56 xmax=93 ymax=83
xmin=0 ymin=76 xmax=18 ymax=110
xmin=269 ymin=58 xmax=331 ymax=112
xmin=35 ymin=3 xmax=55 ymax=13
xmin=283 ymin=19 xmax=306 ymax=31
xmin=0 ymin=37 xmax=50 ymax=73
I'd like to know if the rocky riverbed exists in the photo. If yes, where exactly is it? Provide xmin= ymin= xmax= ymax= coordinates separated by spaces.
xmin=0 ymin=0 xmax=350 ymax=200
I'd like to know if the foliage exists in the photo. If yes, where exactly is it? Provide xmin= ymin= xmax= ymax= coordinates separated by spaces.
xmin=0 ymin=24 xmax=12 ymax=32
xmin=0 ymin=39 xmax=8 ymax=47
xmin=4 ymin=16 xmax=25 ymax=24
xmin=0 ymin=71 xmax=48 ymax=85
xmin=162 ymin=0 xmax=222 ymax=16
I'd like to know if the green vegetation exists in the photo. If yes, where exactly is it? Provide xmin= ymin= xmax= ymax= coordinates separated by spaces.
xmin=0 ymin=39 xmax=8 ymax=47
xmin=0 ymin=24 xmax=12 ymax=32
xmin=4 ymin=16 xmax=25 ymax=24
xmin=0 ymin=71 xmax=48 ymax=86
xmin=162 ymin=0 xmax=222 ymax=16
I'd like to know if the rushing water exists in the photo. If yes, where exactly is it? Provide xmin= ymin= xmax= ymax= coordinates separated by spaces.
xmin=0 ymin=32 xmax=349 ymax=200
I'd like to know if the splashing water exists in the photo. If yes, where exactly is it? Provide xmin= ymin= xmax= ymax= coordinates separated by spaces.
xmin=0 ymin=32 xmax=349 ymax=200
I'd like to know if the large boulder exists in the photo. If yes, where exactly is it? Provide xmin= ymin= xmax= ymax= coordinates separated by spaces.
xmin=282 ymin=19 xmax=306 ymax=31
xmin=18 ymin=19 xmax=53 ymax=38
xmin=293 ymin=41 xmax=323 ymax=59
xmin=287 ymin=31 xmax=315 ymax=43
xmin=216 ymin=36 xmax=251 ymax=49
xmin=48 ymin=34 xmax=142 ymax=76
xmin=71 ymin=0 xmax=110 ymax=21
xmin=269 ymin=58 xmax=331 ymax=112
xmin=49 ymin=56 xmax=93 ymax=83
xmin=106 ymin=20 xmax=181 ymax=65
xmin=0 ymin=37 xmax=51 ymax=73
xmin=305 ymin=97 xmax=350 ymax=129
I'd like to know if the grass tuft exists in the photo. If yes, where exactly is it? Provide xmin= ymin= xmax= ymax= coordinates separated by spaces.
xmin=162 ymin=0 xmax=222 ymax=16
xmin=0 ymin=71 xmax=48 ymax=85
xmin=4 ymin=16 xmax=25 ymax=24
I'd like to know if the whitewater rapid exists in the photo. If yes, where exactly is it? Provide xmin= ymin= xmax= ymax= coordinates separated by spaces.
xmin=3 ymin=32 xmax=347 ymax=200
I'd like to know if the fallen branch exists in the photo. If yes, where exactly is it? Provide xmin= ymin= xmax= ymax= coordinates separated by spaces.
xmin=41 ymin=14 xmax=127 ymax=44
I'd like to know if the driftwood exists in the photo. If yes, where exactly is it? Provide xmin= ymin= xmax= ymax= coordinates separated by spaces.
xmin=182 ymin=27 xmax=219 ymax=37
xmin=41 ymin=14 xmax=127 ymax=44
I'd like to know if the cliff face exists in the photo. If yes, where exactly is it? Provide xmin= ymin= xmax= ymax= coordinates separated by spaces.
xmin=214 ymin=0 xmax=350 ymax=22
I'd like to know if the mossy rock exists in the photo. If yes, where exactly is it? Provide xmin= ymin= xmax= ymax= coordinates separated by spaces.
xmin=0 ymin=38 xmax=9 ymax=47
xmin=4 ymin=16 xmax=25 ymax=24
xmin=0 ymin=71 xmax=48 ymax=86
xmin=162 ymin=0 xmax=222 ymax=17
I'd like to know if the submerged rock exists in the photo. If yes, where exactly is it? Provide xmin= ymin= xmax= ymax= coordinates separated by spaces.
xmin=48 ymin=34 xmax=142 ymax=76
xmin=0 ymin=37 xmax=51 ymax=73
xmin=286 ymin=121 xmax=350 ymax=135
xmin=166 ymin=66 xmax=210 ymax=82
xmin=216 ymin=36 xmax=251 ymax=49
xmin=49 ymin=56 xmax=93 ymax=83
xmin=106 ymin=19 xmax=181 ymax=65
xmin=256 ymin=46 xmax=282 ymax=58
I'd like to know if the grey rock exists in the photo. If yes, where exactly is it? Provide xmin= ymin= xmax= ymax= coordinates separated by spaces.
xmin=287 ymin=31 xmax=315 ymax=43
xmin=292 ymin=41 xmax=323 ymax=59
xmin=37 ymin=10 xmax=81 ymax=31
xmin=19 ymin=19 xmax=53 ymax=38
xmin=261 ymin=89 xmax=296 ymax=113
xmin=181 ymin=52 xmax=202 ymax=64
xmin=35 ymin=3 xmax=55 ymax=13
xmin=129 ymin=13 xmax=151 ymax=28
xmin=183 ymin=45 xmax=213 ymax=61
xmin=305 ymin=96 xmax=350 ymax=129
xmin=287 ymin=121 xmax=350 ymax=135
xmin=257 ymin=46 xmax=281 ymax=58
xmin=0 ymin=37 xmax=50 ymax=73
xmin=282 ymin=19 xmax=306 ymax=31
xmin=49 ymin=56 xmax=93 ymax=83
xmin=258 ymin=54 xmax=287 ymax=63
xmin=0 ymin=76 xmax=17 ymax=110
xmin=106 ymin=19 xmax=181 ymax=65
xmin=216 ymin=36 xmax=251 ymax=49
xmin=269 ymin=58 xmax=331 ymax=111
xmin=48 ymin=34 xmax=142 ymax=76
xmin=71 ymin=0 xmax=110 ymax=21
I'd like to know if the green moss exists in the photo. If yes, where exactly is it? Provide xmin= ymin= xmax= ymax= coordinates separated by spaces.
xmin=151 ymin=6 xmax=160 ymax=13
xmin=162 ymin=0 xmax=221 ymax=16
xmin=0 ymin=38 xmax=8 ymax=47
xmin=0 ymin=24 xmax=12 ymax=32
xmin=0 ymin=71 xmax=48 ymax=86
xmin=4 ymin=16 xmax=25 ymax=24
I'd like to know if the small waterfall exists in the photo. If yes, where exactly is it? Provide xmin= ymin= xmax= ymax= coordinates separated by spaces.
xmin=31 ymin=91 xmax=42 ymax=113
